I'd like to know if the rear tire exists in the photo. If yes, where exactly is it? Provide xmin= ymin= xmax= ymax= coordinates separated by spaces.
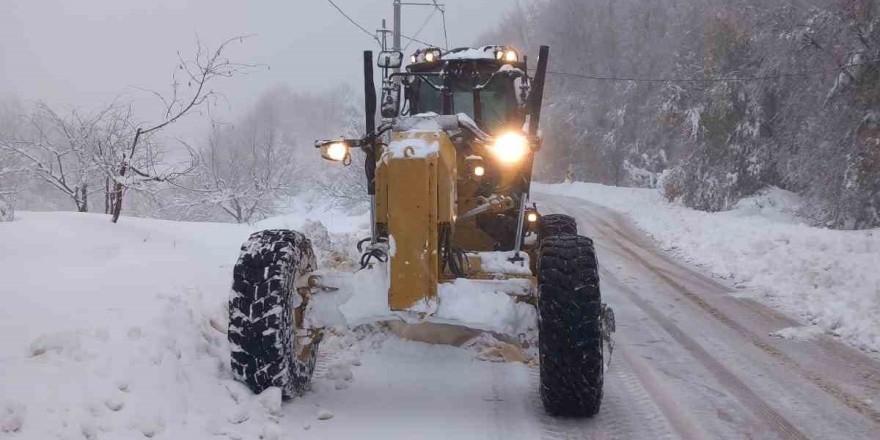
xmin=537 ymin=235 xmax=604 ymax=417
xmin=229 ymin=230 xmax=319 ymax=399
xmin=539 ymin=214 xmax=577 ymax=241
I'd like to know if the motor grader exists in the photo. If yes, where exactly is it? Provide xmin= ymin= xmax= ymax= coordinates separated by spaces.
xmin=228 ymin=45 xmax=614 ymax=417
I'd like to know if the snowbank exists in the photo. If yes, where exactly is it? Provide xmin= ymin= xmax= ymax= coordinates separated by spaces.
xmin=534 ymin=183 xmax=880 ymax=353
xmin=0 ymin=202 xmax=369 ymax=439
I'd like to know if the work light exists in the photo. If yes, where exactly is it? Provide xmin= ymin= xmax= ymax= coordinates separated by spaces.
xmin=413 ymin=48 xmax=443 ymax=63
xmin=320 ymin=141 xmax=351 ymax=162
xmin=488 ymin=132 xmax=529 ymax=165
xmin=494 ymin=48 xmax=519 ymax=63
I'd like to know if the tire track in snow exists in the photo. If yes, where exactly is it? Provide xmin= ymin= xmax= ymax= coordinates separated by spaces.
xmin=599 ymin=264 xmax=809 ymax=439
xmin=531 ymin=360 xmax=675 ymax=440
xmin=610 ymin=355 xmax=677 ymax=440
xmin=537 ymin=195 xmax=809 ymax=438
xmin=313 ymin=345 xmax=337 ymax=380
xmin=613 ymin=334 xmax=709 ymax=440
xmin=579 ymin=202 xmax=880 ymax=426
xmin=487 ymin=362 xmax=532 ymax=440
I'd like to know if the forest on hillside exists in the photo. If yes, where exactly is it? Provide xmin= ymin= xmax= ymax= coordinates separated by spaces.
xmin=482 ymin=0 xmax=880 ymax=229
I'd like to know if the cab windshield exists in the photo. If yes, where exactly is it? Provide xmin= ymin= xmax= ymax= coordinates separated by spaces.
xmin=417 ymin=77 xmax=517 ymax=134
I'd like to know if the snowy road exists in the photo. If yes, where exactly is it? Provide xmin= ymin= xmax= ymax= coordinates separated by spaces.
xmin=279 ymin=194 xmax=880 ymax=440
xmin=535 ymin=193 xmax=880 ymax=439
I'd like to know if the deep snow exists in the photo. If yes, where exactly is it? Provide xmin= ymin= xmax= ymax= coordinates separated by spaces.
xmin=534 ymin=182 xmax=880 ymax=353
xmin=0 ymin=200 xmax=534 ymax=439
xmin=0 ymin=203 xmax=371 ymax=439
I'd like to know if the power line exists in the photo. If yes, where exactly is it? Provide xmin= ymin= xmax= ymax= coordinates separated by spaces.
xmin=399 ymin=32 xmax=440 ymax=49
xmin=325 ymin=0 xmax=381 ymax=46
xmin=433 ymin=1 xmax=450 ymax=49
xmin=325 ymin=0 xmax=440 ymax=51
xmin=403 ymin=8 xmax=437 ymax=51
xmin=536 ymin=59 xmax=880 ymax=84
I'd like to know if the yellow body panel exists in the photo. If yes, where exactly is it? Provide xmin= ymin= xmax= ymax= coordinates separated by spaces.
xmin=382 ymin=131 xmax=457 ymax=311
xmin=378 ymin=128 xmax=535 ymax=311
xmin=386 ymin=155 xmax=438 ymax=310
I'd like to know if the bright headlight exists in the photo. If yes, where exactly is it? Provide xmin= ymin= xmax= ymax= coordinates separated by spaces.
xmin=326 ymin=142 xmax=350 ymax=161
xmin=489 ymin=132 xmax=529 ymax=165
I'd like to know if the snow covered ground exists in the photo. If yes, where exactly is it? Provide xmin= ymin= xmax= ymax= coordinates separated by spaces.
xmin=0 ymin=201 xmax=372 ymax=439
xmin=534 ymin=182 xmax=880 ymax=353
xmin=2 ymin=189 xmax=878 ymax=439
xmin=0 ymin=200 xmax=538 ymax=439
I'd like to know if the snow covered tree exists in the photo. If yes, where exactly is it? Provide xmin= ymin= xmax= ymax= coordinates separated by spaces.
xmin=104 ymin=37 xmax=255 ymax=223
xmin=179 ymin=106 xmax=299 ymax=224
xmin=480 ymin=0 xmax=880 ymax=228
xmin=0 ymin=98 xmax=24 ymax=220
xmin=4 ymin=103 xmax=108 ymax=213
xmin=155 ymin=84 xmax=364 ymax=223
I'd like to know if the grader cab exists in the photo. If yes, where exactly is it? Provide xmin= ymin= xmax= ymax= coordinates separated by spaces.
xmin=228 ymin=45 xmax=615 ymax=417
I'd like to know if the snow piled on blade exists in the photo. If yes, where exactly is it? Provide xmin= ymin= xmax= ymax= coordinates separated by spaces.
xmin=476 ymin=251 xmax=532 ymax=275
xmin=437 ymin=279 xmax=537 ymax=336
xmin=535 ymin=182 xmax=880 ymax=353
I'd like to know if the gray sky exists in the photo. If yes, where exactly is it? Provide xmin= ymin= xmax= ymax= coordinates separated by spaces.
xmin=1 ymin=0 xmax=518 ymax=126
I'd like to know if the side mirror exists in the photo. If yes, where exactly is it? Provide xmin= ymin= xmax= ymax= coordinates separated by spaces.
xmin=377 ymin=51 xmax=404 ymax=69
xmin=315 ymin=140 xmax=352 ymax=164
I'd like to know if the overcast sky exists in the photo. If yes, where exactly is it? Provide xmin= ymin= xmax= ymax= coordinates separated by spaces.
xmin=1 ymin=0 xmax=518 ymax=126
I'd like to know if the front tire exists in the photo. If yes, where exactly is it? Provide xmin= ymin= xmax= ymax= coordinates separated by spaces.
xmin=229 ymin=230 xmax=319 ymax=399
xmin=537 ymin=235 xmax=604 ymax=417
xmin=539 ymin=214 xmax=578 ymax=241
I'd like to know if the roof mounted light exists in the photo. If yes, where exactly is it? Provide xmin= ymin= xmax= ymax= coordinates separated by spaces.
xmin=493 ymin=47 xmax=519 ymax=63
xmin=411 ymin=47 xmax=443 ymax=64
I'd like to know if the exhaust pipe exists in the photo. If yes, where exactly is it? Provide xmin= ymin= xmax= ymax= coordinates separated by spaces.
xmin=511 ymin=46 xmax=550 ymax=261
xmin=528 ymin=46 xmax=550 ymax=139
xmin=364 ymin=51 xmax=379 ymax=244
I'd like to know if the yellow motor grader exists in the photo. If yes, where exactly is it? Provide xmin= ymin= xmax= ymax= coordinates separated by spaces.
xmin=228 ymin=45 xmax=615 ymax=417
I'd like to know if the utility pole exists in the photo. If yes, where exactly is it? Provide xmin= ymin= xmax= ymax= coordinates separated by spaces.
xmin=378 ymin=19 xmax=390 ymax=51
xmin=393 ymin=0 xmax=402 ymax=73
xmin=391 ymin=1 xmax=446 ymax=69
